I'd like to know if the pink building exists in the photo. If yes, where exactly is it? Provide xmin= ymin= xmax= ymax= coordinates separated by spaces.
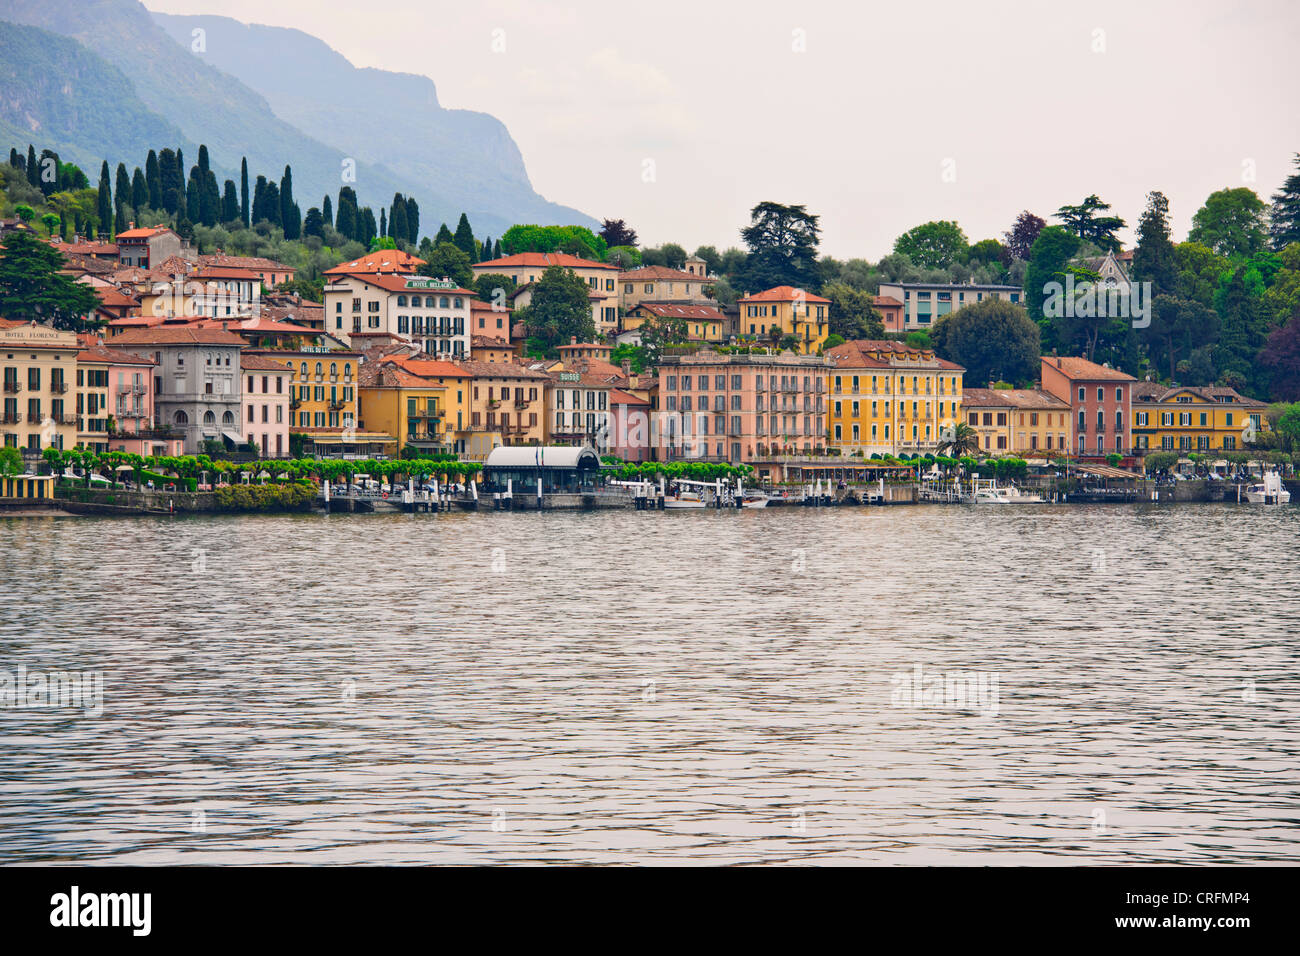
xmin=609 ymin=388 xmax=652 ymax=462
xmin=240 ymin=355 xmax=291 ymax=458
xmin=74 ymin=341 xmax=184 ymax=456
xmin=1040 ymin=355 xmax=1136 ymax=459
xmin=656 ymin=351 xmax=832 ymax=464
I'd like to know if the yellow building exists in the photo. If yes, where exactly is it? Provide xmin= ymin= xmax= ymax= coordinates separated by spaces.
xmin=457 ymin=360 xmax=551 ymax=457
xmin=1132 ymin=383 xmax=1268 ymax=454
xmin=825 ymin=340 xmax=964 ymax=455
xmin=1 ymin=320 xmax=79 ymax=456
xmin=961 ymin=388 xmax=1073 ymax=455
xmin=623 ymin=303 xmax=726 ymax=343
xmin=358 ymin=356 xmax=471 ymax=456
xmin=245 ymin=349 xmax=361 ymax=431
xmin=737 ymin=286 xmax=829 ymax=354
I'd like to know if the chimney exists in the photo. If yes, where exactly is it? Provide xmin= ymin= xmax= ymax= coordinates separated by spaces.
xmin=988 ymin=381 xmax=995 ymax=390
xmin=622 ymin=359 xmax=631 ymax=376
xmin=128 ymin=221 xmax=135 ymax=230
xmin=570 ymin=336 xmax=578 ymax=345
xmin=221 ymin=321 xmax=229 ymax=331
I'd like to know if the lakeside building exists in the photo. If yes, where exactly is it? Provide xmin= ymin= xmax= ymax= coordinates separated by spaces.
xmin=469 ymin=300 xmax=512 ymax=344
xmin=609 ymin=387 xmax=653 ymax=462
xmin=1131 ymin=382 xmax=1268 ymax=454
xmin=358 ymin=355 xmax=470 ymax=457
xmin=115 ymin=226 xmax=186 ymax=269
xmin=824 ymin=340 xmax=965 ymax=456
xmin=198 ymin=253 xmax=294 ymax=289
xmin=323 ymin=249 xmax=425 ymax=277
xmin=321 ymin=273 xmax=474 ymax=356
xmin=106 ymin=327 xmax=246 ymax=454
xmin=543 ymin=366 xmax=613 ymax=448
xmin=736 ymin=286 xmax=830 ymax=354
xmin=1 ymin=321 xmax=80 ymax=456
xmin=74 ymin=341 xmax=168 ymax=455
xmin=877 ymin=282 xmax=1023 ymax=331
xmin=472 ymin=252 xmax=620 ymax=337
xmin=656 ymin=350 xmax=831 ymax=464
xmin=1040 ymin=355 xmax=1136 ymax=458
xmin=457 ymin=359 xmax=551 ymax=458
xmin=961 ymin=387 xmax=1072 ymax=455
xmin=618 ymin=265 xmax=714 ymax=311
xmin=240 ymin=354 xmax=292 ymax=459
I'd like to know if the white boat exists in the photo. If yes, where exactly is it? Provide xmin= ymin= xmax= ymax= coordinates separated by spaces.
xmin=1244 ymin=472 xmax=1291 ymax=504
xmin=741 ymin=493 xmax=769 ymax=509
xmin=971 ymin=479 xmax=1045 ymax=504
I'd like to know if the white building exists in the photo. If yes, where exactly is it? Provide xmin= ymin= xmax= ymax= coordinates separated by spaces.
xmin=877 ymin=282 xmax=1024 ymax=330
xmin=322 ymin=273 xmax=474 ymax=357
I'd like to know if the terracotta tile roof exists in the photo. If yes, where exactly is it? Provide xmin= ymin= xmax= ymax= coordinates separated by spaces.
xmin=386 ymin=356 xmax=472 ymax=379
xmin=872 ymin=295 xmax=904 ymax=307
xmin=471 ymin=335 xmax=512 ymax=348
xmin=152 ymin=255 xmax=193 ymax=276
xmin=475 ymin=252 xmax=618 ymax=271
xmin=962 ymin=388 xmax=1069 ymax=409
xmin=188 ymin=315 xmax=320 ymax=335
xmin=455 ymin=359 xmax=552 ymax=379
xmin=60 ymin=241 xmax=118 ymax=255
xmin=609 ymin=388 xmax=650 ymax=405
xmin=200 ymin=254 xmax=292 ymax=272
xmin=96 ymin=287 xmax=140 ymax=308
xmin=328 ymin=272 xmax=476 ymax=296
xmin=618 ymin=265 xmax=705 ymax=282
xmin=1042 ymin=356 xmax=1136 ymax=382
xmin=1132 ymin=383 xmax=1267 ymax=407
xmin=107 ymin=327 xmax=246 ymax=346
xmin=240 ymin=354 xmax=293 ymax=371
xmin=323 ymin=249 xmax=425 ymax=275
xmin=634 ymin=302 xmax=725 ymax=320
xmin=826 ymin=339 xmax=964 ymax=371
xmin=76 ymin=345 xmax=155 ymax=366
xmin=115 ymin=226 xmax=177 ymax=240
xmin=738 ymin=285 xmax=830 ymax=304
xmin=192 ymin=265 xmax=263 ymax=281
xmin=470 ymin=300 xmax=511 ymax=313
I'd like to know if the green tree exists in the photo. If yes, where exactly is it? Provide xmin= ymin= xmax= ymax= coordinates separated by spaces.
xmin=96 ymin=161 xmax=112 ymax=237
xmin=1269 ymin=153 xmax=1300 ymax=250
xmin=499 ymin=224 xmax=605 ymax=260
xmin=738 ymin=201 xmax=821 ymax=292
xmin=1188 ymin=187 xmax=1268 ymax=259
xmin=893 ymin=220 xmax=968 ymax=269
xmin=0 ymin=231 xmax=102 ymax=330
xmin=1263 ymin=243 xmax=1300 ymax=326
xmin=418 ymin=242 xmax=474 ymax=288
xmin=389 ymin=194 xmax=409 ymax=247
xmin=1214 ymin=263 xmax=1271 ymax=395
xmin=1132 ymin=190 xmax=1177 ymax=296
xmin=435 ymin=223 xmax=454 ymax=246
xmin=132 ymin=167 xmax=148 ymax=211
xmin=280 ymin=165 xmax=300 ymax=240
xmin=0 ymin=445 xmax=23 ymax=476
xmin=473 ymin=273 xmax=517 ymax=306
xmin=1258 ymin=313 xmax=1300 ymax=401
xmin=514 ymin=266 xmax=596 ymax=356
xmin=1023 ymin=225 xmax=1081 ymax=324
xmin=452 ymin=213 xmax=476 ymax=260
xmin=146 ymin=149 xmax=161 ymax=209
xmin=599 ymin=218 xmax=638 ymax=248
xmin=1173 ymin=241 xmax=1229 ymax=307
xmin=1143 ymin=294 xmax=1218 ymax=381
xmin=240 ymin=157 xmax=250 ymax=226
xmin=1055 ymin=194 xmax=1125 ymax=252
xmin=931 ymin=298 xmax=1040 ymax=387
xmin=822 ymin=280 xmax=884 ymax=340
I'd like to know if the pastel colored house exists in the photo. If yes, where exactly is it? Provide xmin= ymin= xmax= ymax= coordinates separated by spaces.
xmin=961 ymin=388 xmax=1072 ymax=455
xmin=736 ymin=286 xmax=830 ymax=354
xmin=240 ymin=354 xmax=292 ymax=458
xmin=1040 ymin=356 xmax=1136 ymax=458
xmin=1131 ymin=383 xmax=1268 ymax=455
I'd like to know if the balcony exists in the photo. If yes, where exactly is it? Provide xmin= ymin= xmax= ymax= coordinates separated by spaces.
xmin=3 ymin=382 xmax=20 ymax=394
xmin=51 ymin=381 xmax=69 ymax=394
xmin=61 ymin=415 xmax=78 ymax=425
xmin=0 ymin=413 xmax=20 ymax=424
xmin=329 ymin=400 xmax=345 ymax=410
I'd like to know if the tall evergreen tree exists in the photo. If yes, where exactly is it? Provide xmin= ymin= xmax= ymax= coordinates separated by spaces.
xmin=405 ymin=197 xmax=419 ymax=245
xmin=379 ymin=208 xmax=387 ymax=238
xmin=481 ymin=236 xmax=494 ymax=263
xmin=96 ymin=162 xmax=112 ymax=237
xmin=336 ymin=187 xmax=358 ymax=240
xmin=240 ymin=157 xmax=250 ymax=226
xmin=359 ymin=207 xmax=378 ymax=247
xmin=36 ymin=149 xmax=60 ymax=196
xmin=453 ymin=213 xmax=476 ymax=259
xmin=186 ymin=167 xmax=202 ymax=223
xmin=198 ymin=144 xmax=210 ymax=174
xmin=1271 ymin=152 xmax=1300 ymax=251
xmin=8 ymin=147 xmax=21 ymax=171
xmin=303 ymin=207 xmax=325 ymax=240
xmin=145 ymin=150 xmax=162 ymax=209
xmin=1132 ymin=190 xmax=1177 ymax=296
xmin=158 ymin=149 xmax=181 ymax=213
xmin=322 ymin=194 xmax=333 ymax=230
xmin=222 ymin=180 xmax=239 ymax=223
xmin=493 ymin=239 xmax=502 ymax=259
xmin=389 ymin=194 xmax=408 ymax=246
xmin=114 ymin=204 xmax=127 ymax=236
xmin=131 ymin=167 xmax=148 ymax=211
xmin=25 ymin=144 xmax=38 ymax=187
xmin=435 ymin=222 xmax=454 ymax=246
xmin=114 ymin=164 xmax=131 ymax=210
xmin=280 ymin=165 xmax=300 ymax=239
xmin=263 ymin=181 xmax=282 ymax=229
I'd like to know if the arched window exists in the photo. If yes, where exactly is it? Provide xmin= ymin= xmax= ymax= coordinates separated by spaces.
xmin=454 ymin=297 xmax=463 ymax=308
xmin=222 ymin=411 xmax=235 ymax=425
xmin=439 ymin=296 xmax=449 ymax=308
xmin=203 ymin=411 xmax=215 ymax=425
xmin=422 ymin=296 xmax=432 ymax=307
xmin=397 ymin=295 xmax=407 ymax=307
xmin=329 ymin=363 xmax=338 ymax=377
xmin=344 ymin=363 xmax=352 ymax=381
xmin=315 ymin=362 xmax=323 ymax=377
xmin=300 ymin=362 xmax=308 ymax=378
xmin=174 ymin=410 xmax=189 ymax=425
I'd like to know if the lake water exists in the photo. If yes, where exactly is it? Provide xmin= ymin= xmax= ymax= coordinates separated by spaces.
xmin=1 ymin=503 xmax=1298 ymax=865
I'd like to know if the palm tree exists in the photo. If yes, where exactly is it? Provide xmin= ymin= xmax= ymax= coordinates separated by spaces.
xmin=938 ymin=422 xmax=980 ymax=458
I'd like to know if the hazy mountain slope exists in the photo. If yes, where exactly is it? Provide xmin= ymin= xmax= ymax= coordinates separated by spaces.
xmin=150 ymin=12 xmax=594 ymax=232
xmin=0 ymin=19 xmax=189 ymax=176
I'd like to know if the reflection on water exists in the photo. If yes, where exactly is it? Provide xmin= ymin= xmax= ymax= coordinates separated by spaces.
xmin=1 ymin=504 xmax=1297 ymax=864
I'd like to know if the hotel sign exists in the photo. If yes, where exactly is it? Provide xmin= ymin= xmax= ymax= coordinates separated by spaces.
xmin=557 ymin=372 xmax=580 ymax=383
xmin=0 ymin=322 xmax=77 ymax=347
xmin=405 ymin=277 xmax=457 ymax=290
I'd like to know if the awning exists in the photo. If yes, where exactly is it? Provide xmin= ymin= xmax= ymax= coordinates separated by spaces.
xmin=221 ymin=430 xmax=242 ymax=446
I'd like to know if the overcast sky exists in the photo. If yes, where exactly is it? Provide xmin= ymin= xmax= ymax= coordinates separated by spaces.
xmin=147 ymin=0 xmax=1300 ymax=259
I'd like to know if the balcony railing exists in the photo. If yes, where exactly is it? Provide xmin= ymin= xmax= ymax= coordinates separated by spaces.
xmin=3 ymin=382 xmax=20 ymax=394
xmin=51 ymin=381 xmax=69 ymax=394
xmin=0 ymin=413 xmax=20 ymax=424
xmin=61 ymin=415 xmax=78 ymax=425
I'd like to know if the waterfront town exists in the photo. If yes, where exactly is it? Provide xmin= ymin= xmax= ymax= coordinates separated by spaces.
xmin=2 ymin=145 xmax=1300 ymax=511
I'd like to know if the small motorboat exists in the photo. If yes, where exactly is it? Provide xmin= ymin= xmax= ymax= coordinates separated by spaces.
xmin=971 ymin=479 xmax=1046 ymax=504
xmin=1244 ymin=471 xmax=1291 ymax=504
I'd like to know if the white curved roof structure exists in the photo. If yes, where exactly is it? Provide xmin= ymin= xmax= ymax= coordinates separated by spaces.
xmin=483 ymin=446 xmax=601 ymax=469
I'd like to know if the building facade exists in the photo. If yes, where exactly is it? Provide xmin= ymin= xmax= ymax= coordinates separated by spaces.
xmin=877 ymin=282 xmax=1024 ymax=331
xmin=1040 ymin=356 xmax=1136 ymax=458
xmin=1131 ymin=383 xmax=1268 ymax=454
xmin=961 ymin=388 xmax=1072 ymax=455
xmin=736 ymin=286 xmax=830 ymax=354
xmin=322 ymin=274 xmax=473 ymax=356
xmin=473 ymin=253 xmax=620 ymax=337
xmin=825 ymin=340 xmax=964 ymax=456
xmin=618 ymin=265 xmax=714 ymax=311
xmin=240 ymin=355 xmax=292 ymax=458
xmin=0 ymin=321 xmax=79 ymax=456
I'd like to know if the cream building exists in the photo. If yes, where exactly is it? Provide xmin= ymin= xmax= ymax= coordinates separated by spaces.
xmin=0 ymin=321 xmax=80 ymax=457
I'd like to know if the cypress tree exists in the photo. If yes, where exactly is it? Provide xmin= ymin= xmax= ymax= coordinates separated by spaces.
xmin=97 ymin=162 xmax=112 ymax=237
xmin=114 ymin=204 xmax=127 ymax=236
xmin=146 ymin=150 xmax=162 ymax=209
xmin=322 ymin=194 xmax=333 ymax=229
xmin=114 ymin=164 xmax=131 ymax=208
xmin=263 ymin=181 xmax=282 ymax=229
xmin=336 ymin=187 xmax=358 ymax=240
xmin=240 ymin=157 xmax=250 ymax=226
xmin=26 ymin=144 xmax=38 ymax=186
xmin=280 ymin=165 xmax=300 ymax=239
xmin=390 ymin=195 xmax=409 ymax=246
xmin=494 ymin=239 xmax=502 ymax=259
xmin=222 ymin=180 xmax=239 ymax=223
xmin=186 ymin=168 xmax=202 ymax=223
xmin=37 ymin=149 xmax=60 ymax=196
xmin=435 ymin=222 xmax=453 ymax=246
xmin=158 ymin=149 xmax=181 ymax=213
xmin=453 ymin=213 xmax=475 ymax=259
xmin=379 ymin=208 xmax=387 ymax=238
xmin=359 ymin=207 xmax=378 ymax=247
xmin=198 ymin=144 xmax=210 ymax=174
xmin=481 ymin=236 xmax=494 ymax=263
xmin=131 ymin=167 xmax=148 ymax=210
xmin=405 ymin=197 xmax=419 ymax=245
xmin=303 ymin=207 xmax=324 ymax=240
xmin=1270 ymin=152 xmax=1300 ymax=251
xmin=8 ymin=147 xmax=21 ymax=171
